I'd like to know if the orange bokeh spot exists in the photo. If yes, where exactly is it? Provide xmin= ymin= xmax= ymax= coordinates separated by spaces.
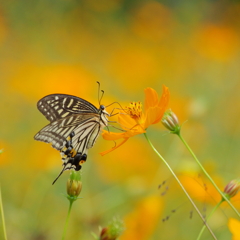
xmin=179 ymin=174 xmax=223 ymax=204
xmin=96 ymin=138 xmax=159 ymax=185
xmin=192 ymin=24 xmax=239 ymax=61
xmin=107 ymin=46 xmax=159 ymax=90
xmin=27 ymin=141 xmax=62 ymax=170
xmin=0 ymin=141 xmax=11 ymax=167
xmin=120 ymin=195 xmax=163 ymax=240
xmin=10 ymin=63 xmax=97 ymax=102
xmin=228 ymin=218 xmax=240 ymax=240
xmin=131 ymin=2 xmax=175 ymax=41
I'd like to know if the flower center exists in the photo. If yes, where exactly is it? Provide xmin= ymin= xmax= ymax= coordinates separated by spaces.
xmin=126 ymin=101 xmax=143 ymax=120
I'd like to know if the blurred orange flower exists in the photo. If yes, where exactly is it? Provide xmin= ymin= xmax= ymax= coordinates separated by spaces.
xmin=228 ymin=218 xmax=240 ymax=240
xmin=120 ymin=195 xmax=163 ymax=240
xmin=100 ymin=85 xmax=169 ymax=155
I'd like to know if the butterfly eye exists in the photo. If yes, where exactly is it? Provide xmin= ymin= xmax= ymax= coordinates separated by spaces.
xmin=100 ymin=105 xmax=105 ymax=110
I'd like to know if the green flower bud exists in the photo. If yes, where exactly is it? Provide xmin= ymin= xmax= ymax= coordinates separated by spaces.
xmin=161 ymin=109 xmax=180 ymax=134
xmin=223 ymin=179 xmax=240 ymax=199
xmin=99 ymin=217 xmax=125 ymax=240
xmin=66 ymin=171 xmax=82 ymax=198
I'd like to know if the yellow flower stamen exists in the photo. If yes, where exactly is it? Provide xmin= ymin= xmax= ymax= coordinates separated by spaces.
xmin=126 ymin=101 xmax=143 ymax=120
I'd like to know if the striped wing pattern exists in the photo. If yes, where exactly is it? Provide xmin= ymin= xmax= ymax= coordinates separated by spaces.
xmin=34 ymin=94 xmax=108 ymax=184
xmin=34 ymin=113 xmax=99 ymax=150
xmin=37 ymin=94 xmax=98 ymax=122
xmin=35 ymin=114 xmax=102 ymax=164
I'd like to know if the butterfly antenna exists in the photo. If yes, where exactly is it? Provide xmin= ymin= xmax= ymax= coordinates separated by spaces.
xmin=97 ymin=81 xmax=101 ymax=106
xmin=97 ymin=81 xmax=105 ymax=106
xmin=100 ymin=90 xmax=104 ymax=105
xmin=52 ymin=166 xmax=65 ymax=185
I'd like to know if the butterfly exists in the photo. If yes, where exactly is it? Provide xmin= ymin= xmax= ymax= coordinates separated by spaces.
xmin=34 ymin=93 xmax=110 ymax=184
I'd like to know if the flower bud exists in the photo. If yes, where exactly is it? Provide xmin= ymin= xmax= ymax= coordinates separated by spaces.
xmin=161 ymin=109 xmax=180 ymax=134
xmin=66 ymin=171 xmax=82 ymax=198
xmin=99 ymin=217 xmax=125 ymax=240
xmin=223 ymin=179 xmax=240 ymax=199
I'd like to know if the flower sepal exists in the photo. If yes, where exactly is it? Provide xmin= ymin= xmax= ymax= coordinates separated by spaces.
xmin=63 ymin=193 xmax=83 ymax=202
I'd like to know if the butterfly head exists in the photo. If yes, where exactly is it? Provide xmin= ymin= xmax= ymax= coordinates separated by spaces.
xmin=99 ymin=105 xmax=110 ymax=118
xmin=99 ymin=104 xmax=108 ymax=115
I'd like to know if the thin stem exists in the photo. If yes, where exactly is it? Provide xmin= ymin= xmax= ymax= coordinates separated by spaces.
xmin=144 ymin=133 xmax=217 ymax=240
xmin=178 ymin=133 xmax=240 ymax=218
xmin=196 ymin=200 xmax=223 ymax=240
xmin=0 ymin=187 xmax=7 ymax=240
xmin=62 ymin=200 xmax=74 ymax=240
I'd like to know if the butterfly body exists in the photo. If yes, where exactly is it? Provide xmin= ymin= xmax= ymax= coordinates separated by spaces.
xmin=34 ymin=94 xmax=109 ymax=183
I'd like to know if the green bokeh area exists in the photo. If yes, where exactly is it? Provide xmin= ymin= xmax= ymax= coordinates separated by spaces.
xmin=0 ymin=1 xmax=240 ymax=239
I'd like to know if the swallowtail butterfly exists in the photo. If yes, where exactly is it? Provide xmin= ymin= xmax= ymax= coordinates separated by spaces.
xmin=34 ymin=93 xmax=110 ymax=184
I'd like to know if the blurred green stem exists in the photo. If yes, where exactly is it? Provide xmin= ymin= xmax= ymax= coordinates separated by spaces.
xmin=178 ymin=133 xmax=240 ymax=218
xmin=196 ymin=199 xmax=223 ymax=240
xmin=0 ymin=187 xmax=7 ymax=240
xmin=144 ymin=133 xmax=217 ymax=240
xmin=62 ymin=199 xmax=74 ymax=240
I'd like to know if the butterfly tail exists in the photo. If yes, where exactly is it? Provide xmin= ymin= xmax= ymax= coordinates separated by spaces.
xmin=52 ymin=167 xmax=65 ymax=185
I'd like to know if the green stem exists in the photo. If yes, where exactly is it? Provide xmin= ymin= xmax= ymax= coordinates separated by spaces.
xmin=144 ymin=133 xmax=217 ymax=240
xmin=196 ymin=200 xmax=223 ymax=240
xmin=62 ymin=200 xmax=74 ymax=240
xmin=178 ymin=133 xmax=240 ymax=218
xmin=0 ymin=187 xmax=7 ymax=240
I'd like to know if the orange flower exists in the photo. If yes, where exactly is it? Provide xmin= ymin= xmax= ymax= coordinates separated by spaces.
xmin=120 ymin=195 xmax=163 ymax=240
xmin=100 ymin=85 xmax=169 ymax=155
xmin=228 ymin=218 xmax=240 ymax=240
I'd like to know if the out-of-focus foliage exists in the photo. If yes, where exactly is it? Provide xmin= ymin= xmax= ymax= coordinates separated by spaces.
xmin=0 ymin=0 xmax=240 ymax=239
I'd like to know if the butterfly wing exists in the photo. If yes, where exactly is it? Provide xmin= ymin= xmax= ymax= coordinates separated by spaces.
xmin=37 ymin=94 xmax=99 ymax=122
xmin=34 ymin=112 xmax=105 ymax=183
xmin=35 ymin=94 xmax=109 ymax=184
xmin=34 ymin=113 xmax=100 ymax=152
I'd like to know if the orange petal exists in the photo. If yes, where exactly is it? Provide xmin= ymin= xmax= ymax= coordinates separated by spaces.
xmin=99 ymin=137 xmax=129 ymax=156
xmin=151 ymin=106 xmax=166 ymax=124
xmin=144 ymin=106 xmax=160 ymax=128
xmin=102 ymin=130 xmax=127 ymax=140
xmin=144 ymin=86 xmax=169 ymax=128
xmin=144 ymin=88 xmax=159 ymax=111
xmin=158 ymin=85 xmax=170 ymax=110
xmin=118 ymin=112 xmax=137 ymax=130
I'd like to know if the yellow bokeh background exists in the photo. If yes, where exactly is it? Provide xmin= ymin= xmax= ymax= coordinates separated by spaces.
xmin=0 ymin=1 xmax=240 ymax=239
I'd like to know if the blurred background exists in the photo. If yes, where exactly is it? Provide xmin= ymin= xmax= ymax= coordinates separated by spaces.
xmin=0 ymin=0 xmax=240 ymax=239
